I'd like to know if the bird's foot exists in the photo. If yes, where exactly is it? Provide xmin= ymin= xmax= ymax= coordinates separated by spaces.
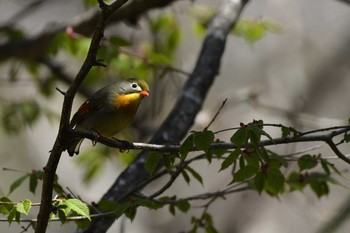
xmin=90 ymin=129 xmax=101 ymax=146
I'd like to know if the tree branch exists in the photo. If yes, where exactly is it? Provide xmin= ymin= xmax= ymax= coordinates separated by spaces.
xmin=78 ymin=1 xmax=250 ymax=232
xmin=35 ymin=1 xmax=129 ymax=233
xmin=0 ymin=0 xmax=179 ymax=62
xmin=70 ymin=126 xmax=350 ymax=163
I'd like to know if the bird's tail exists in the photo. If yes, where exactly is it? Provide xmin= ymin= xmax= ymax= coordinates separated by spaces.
xmin=67 ymin=138 xmax=84 ymax=156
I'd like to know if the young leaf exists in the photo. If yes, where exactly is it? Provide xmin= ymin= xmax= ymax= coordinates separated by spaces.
xmin=109 ymin=35 xmax=132 ymax=47
xmin=185 ymin=166 xmax=203 ymax=186
xmin=17 ymin=199 xmax=32 ymax=215
xmin=0 ymin=197 xmax=14 ymax=214
xmin=64 ymin=199 xmax=90 ymax=220
xmin=230 ymin=127 xmax=248 ymax=148
xmin=125 ymin=206 xmax=137 ymax=221
xmin=309 ymin=180 xmax=329 ymax=198
xmin=24 ymin=199 xmax=32 ymax=214
xmin=134 ymin=198 xmax=163 ymax=210
xmin=114 ymin=202 xmax=130 ymax=218
xmin=281 ymin=126 xmax=290 ymax=138
xmin=145 ymin=152 xmax=162 ymax=176
xmin=266 ymin=168 xmax=285 ymax=195
xmin=180 ymin=134 xmax=194 ymax=157
xmin=232 ymin=165 xmax=258 ymax=183
xmin=9 ymin=174 xmax=29 ymax=195
xmin=29 ymin=172 xmax=38 ymax=194
xmin=298 ymin=154 xmax=318 ymax=171
xmin=254 ymin=170 xmax=265 ymax=194
xmin=193 ymin=131 xmax=214 ymax=151
xmin=220 ymin=149 xmax=241 ymax=171
xmin=182 ymin=170 xmax=191 ymax=185
xmin=205 ymin=224 xmax=219 ymax=233
xmin=7 ymin=207 xmax=17 ymax=224
xmin=176 ymin=200 xmax=191 ymax=213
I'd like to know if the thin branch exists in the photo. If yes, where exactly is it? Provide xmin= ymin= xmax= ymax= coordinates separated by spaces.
xmin=204 ymin=98 xmax=227 ymax=131
xmin=69 ymin=126 xmax=350 ymax=164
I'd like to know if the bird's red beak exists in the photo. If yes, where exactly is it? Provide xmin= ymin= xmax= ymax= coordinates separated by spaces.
xmin=140 ymin=91 xmax=149 ymax=97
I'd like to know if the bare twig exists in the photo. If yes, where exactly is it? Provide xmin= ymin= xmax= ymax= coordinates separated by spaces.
xmin=204 ymin=98 xmax=227 ymax=131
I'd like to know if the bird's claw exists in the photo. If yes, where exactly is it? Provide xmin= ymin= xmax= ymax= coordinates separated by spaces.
xmin=90 ymin=129 xmax=101 ymax=146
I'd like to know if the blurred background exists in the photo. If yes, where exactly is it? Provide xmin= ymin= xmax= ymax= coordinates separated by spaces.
xmin=0 ymin=0 xmax=350 ymax=232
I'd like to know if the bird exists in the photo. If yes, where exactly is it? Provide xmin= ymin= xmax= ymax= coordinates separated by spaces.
xmin=67 ymin=78 xmax=149 ymax=156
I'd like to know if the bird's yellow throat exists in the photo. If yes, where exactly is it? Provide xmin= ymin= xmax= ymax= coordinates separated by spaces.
xmin=114 ymin=93 xmax=143 ymax=108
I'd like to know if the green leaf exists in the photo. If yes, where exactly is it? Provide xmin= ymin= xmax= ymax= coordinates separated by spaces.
xmin=57 ymin=209 xmax=67 ymax=223
xmin=125 ymin=206 xmax=137 ymax=221
xmin=29 ymin=172 xmax=38 ymax=194
xmin=16 ymin=199 xmax=31 ymax=215
xmin=181 ymin=170 xmax=191 ymax=185
xmin=320 ymin=159 xmax=331 ymax=175
xmin=265 ymin=168 xmax=285 ymax=194
xmin=298 ymin=154 xmax=318 ymax=171
xmin=193 ymin=131 xmax=214 ymax=151
xmin=109 ymin=35 xmax=132 ymax=47
xmin=232 ymin=165 xmax=258 ymax=183
xmin=0 ymin=197 xmax=14 ymax=215
xmin=343 ymin=133 xmax=350 ymax=142
xmin=180 ymin=134 xmax=194 ymax=158
xmin=205 ymin=224 xmax=219 ymax=233
xmin=309 ymin=179 xmax=329 ymax=198
xmin=268 ymin=150 xmax=288 ymax=167
xmin=230 ymin=127 xmax=248 ymax=147
xmin=287 ymin=172 xmax=306 ymax=191
xmin=7 ymin=207 xmax=17 ymax=224
xmin=64 ymin=199 xmax=90 ymax=220
xmin=254 ymin=171 xmax=265 ymax=194
xmin=176 ymin=200 xmax=190 ymax=213
xmin=147 ymin=52 xmax=172 ymax=65
xmin=220 ymin=149 xmax=241 ymax=171
xmin=145 ymin=152 xmax=162 ymax=176
xmin=169 ymin=204 xmax=176 ymax=216
xmin=185 ymin=166 xmax=203 ymax=186
xmin=281 ymin=126 xmax=290 ymax=138
xmin=134 ymin=198 xmax=163 ymax=210
xmin=114 ymin=202 xmax=130 ymax=218
xmin=232 ymin=19 xmax=283 ymax=44
xmin=9 ymin=174 xmax=29 ymax=195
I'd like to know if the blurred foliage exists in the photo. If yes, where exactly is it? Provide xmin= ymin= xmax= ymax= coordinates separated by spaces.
xmin=190 ymin=4 xmax=283 ymax=44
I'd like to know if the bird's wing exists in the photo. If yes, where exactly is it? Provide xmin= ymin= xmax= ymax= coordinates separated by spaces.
xmin=70 ymin=86 xmax=110 ymax=127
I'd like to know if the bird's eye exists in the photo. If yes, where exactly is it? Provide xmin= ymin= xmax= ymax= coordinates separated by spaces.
xmin=131 ymin=83 xmax=138 ymax=89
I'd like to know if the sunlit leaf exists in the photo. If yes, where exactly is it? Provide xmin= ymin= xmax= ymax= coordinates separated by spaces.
xmin=64 ymin=199 xmax=90 ymax=220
